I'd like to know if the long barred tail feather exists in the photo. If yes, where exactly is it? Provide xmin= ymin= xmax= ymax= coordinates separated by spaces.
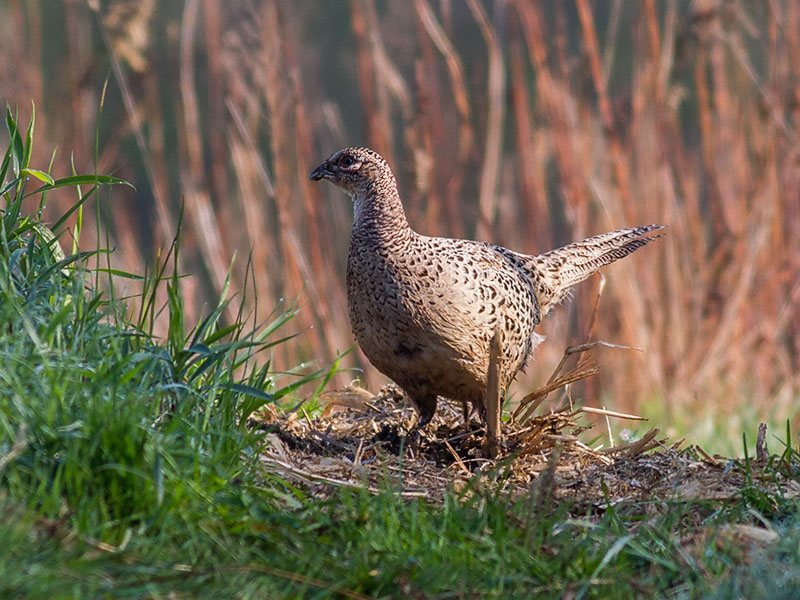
xmin=525 ymin=224 xmax=665 ymax=314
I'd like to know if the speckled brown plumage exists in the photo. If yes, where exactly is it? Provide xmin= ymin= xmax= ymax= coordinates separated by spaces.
xmin=310 ymin=147 xmax=664 ymax=426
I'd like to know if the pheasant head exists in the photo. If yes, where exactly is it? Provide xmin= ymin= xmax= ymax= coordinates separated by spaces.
xmin=309 ymin=147 xmax=395 ymax=196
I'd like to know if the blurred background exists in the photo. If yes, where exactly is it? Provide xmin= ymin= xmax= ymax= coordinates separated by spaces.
xmin=1 ymin=0 xmax=798 ymax=450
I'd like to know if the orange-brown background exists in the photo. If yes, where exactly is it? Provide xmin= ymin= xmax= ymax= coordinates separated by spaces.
xmin=2 ymin=0 xmax=798 ymax=446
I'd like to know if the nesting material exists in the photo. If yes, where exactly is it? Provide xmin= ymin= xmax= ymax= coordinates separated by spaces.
xmin=257 ymin=386 xmax=800 ymax=511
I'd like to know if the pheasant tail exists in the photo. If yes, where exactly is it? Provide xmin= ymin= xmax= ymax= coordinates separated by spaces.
xmin=526 ymin=224 xmax=665 ymax=314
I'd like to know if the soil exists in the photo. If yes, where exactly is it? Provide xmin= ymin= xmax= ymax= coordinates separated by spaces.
xmin=255 ymin=385 xmax=800 ymax=517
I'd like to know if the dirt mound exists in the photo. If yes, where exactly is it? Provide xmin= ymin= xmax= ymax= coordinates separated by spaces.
xmin=257 ymin=386 xmax=800 ymax=513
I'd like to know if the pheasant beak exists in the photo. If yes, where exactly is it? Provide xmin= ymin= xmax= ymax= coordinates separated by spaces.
xmin=309 ymin=161 xmax=334 ymax=181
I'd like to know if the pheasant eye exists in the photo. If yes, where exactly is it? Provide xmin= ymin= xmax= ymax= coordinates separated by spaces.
xmin=340 ymin=156 xmax=355 ymax=168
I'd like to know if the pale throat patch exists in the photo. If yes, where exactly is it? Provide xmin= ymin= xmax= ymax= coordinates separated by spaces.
xmin=351 ymin=190 xmax=364 ymax=218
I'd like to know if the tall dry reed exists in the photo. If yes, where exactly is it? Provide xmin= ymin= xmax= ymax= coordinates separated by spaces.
xmin=1 ymin=0 xmax=797 ymax=431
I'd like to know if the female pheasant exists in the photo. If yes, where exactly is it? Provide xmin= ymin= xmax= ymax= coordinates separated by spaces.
xmin=310 ymin=147 xmax=663 ymax=426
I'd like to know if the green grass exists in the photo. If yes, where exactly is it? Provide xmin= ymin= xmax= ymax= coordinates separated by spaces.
xmin=3 ymin=107 xmax=800 ymax=599
xmin=635 ymin=388 xmax=800 ymax=458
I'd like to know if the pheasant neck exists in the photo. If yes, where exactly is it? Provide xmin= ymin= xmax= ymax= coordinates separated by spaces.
xmin=352 ymin=177 xmax=413 ymax=246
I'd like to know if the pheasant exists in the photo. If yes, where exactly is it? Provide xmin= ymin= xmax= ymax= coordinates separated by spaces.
xmin=310 ymin=147 xmax=663 ymax=426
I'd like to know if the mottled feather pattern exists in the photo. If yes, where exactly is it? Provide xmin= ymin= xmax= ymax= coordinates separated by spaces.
xmin=523 ymin=225 xmax=666 ymax=313
xmin=310 ymin=147 xmax=664 ymax=426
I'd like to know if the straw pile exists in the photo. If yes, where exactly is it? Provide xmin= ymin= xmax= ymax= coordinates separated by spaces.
xmin=256 ymin=385 xmax=799 ymax=512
